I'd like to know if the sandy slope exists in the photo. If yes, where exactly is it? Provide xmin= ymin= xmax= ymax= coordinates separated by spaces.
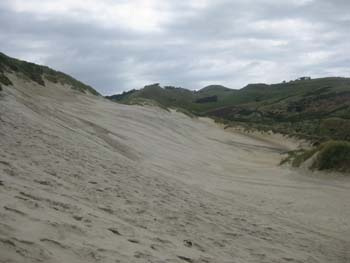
xmin=0 ymin=75 xmax=350 ymax=263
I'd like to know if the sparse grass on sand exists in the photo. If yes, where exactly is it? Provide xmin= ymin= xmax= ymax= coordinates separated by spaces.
xmin=281 ymin=140 xmax=350 ymax=173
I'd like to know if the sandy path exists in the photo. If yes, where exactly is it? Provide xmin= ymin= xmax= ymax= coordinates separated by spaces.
xmin=0 ymin=76 xmax=350 ymax=262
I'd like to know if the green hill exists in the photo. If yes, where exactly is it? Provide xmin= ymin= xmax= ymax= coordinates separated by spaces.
xmin=0 ymin=52 xmax=100 ymax=96
xmin=108 ymin=78 xmax=350 ymax=143
xmin=108 ymin=78 xmax=350 ymax=172
xmin=106 ymin=83 xmax=237 ymax=112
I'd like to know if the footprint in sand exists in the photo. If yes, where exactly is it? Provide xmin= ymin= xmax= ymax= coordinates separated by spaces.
xmin=73 ymin=215 xmax=83 ymax=221
xmin=108 ymin=228 xmax=122 ymax=236
xmin=128 ymin=239 xmax=140 ymax=244
xmin=177 ymin=255 xmax=194 ymax=262
xmin=40 ymin=238 xmax=67 ymax=249
xmin=183 ymin=239 xmax=192 ymax=247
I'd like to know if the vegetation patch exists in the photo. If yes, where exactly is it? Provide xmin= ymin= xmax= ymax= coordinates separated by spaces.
xmin=280 ymin=148 xmax=318 ymax=167
xmin=281 ymin=140 xmax=350 ymax=173
xmin=319 ymin=118 xmax=350 ymax=141
xmin=312 ymin=141 xmax=350 ymax=172
xmin=0 ymin=52 xmax=100 ymax=95
xmin=0 ymin=73 xmax=12 ymax=86
xmin=109 ymin=77 xmax=350 ymax=149
xmin=126 ymin=97 xmax=170 ymax=111
xmin=106 ymin=89 xmax=137 ymax=101
xmin=195 ymin=95 xmax=218 ymax=103
xmin=175 ymin=107 xmax=196 ymax=118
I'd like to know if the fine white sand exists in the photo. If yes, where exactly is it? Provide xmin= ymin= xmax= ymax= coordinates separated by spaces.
xmin=0 ymin=75 xmax=350 ymax=263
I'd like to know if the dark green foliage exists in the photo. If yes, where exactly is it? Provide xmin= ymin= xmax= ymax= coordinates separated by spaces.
xmin=303 ymin=86 xmax=331 ymax=97
xmin=295 ymin=149 xmax=318 ymax=167
xmin=198 ymin=85 xmax=231 ymax=94
xmin=106 ymin=89 xmax=137 ymax=101
xmin=45 ymin=74 xmax=59 ymax=83
xmin=281 ymin=141 xmax=350 ymax=173
xmin=195 ymin=95 xmax=218 ymax=103
xmin=0 ymin=52 xmax=100 ymax=95
xmin=114 ymin=83 xmax=198 ymax=110
xmin=319 ymin=118 xmax=350 ymax=141
xmin=108 ymin=83 xmax=235 ymax=113
xmin=312 ymin=141 xmax=350 ymax=172
xmin=0 ymin=53 xmax=45 ymax=86
xmin=0 ymin=73 xmax=12 ymax=86
xmin=280 ymin=148 xmax=318 ymax=167
xmin=49 ymin=71 xmax=100 ymax=95
xmin=20 ymin=62 xmax=45 ymax=85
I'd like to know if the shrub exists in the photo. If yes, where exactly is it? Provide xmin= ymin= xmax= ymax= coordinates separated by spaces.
xmin=319 ymin=118 xmax=350 ymax=141
xmin=312 ymin=141 xmax=350 ymax=172
xmin=282 ymin=140 xmax=350 ymax=173
xmin=293 ymin=148 xmax=318 ymax=167
xmin=0 ymin=73 xmax=12 ymax=86
xmin=280 ymin=148 xmax=318 ymax=167
xmin=195 ymin=95 xmax=218 ymax=104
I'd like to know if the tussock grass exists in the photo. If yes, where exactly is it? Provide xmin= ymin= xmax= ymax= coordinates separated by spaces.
xmin=281 ymin=140 xmax=350 ymax=173
xmin=0 ymin=73 xmax=12 ymax=86
xmin=281 ymin=148 xmax=318 ymax=167
xmin=312 ymin=141 xmax=350 ymax=172
xmin=0 ymin=52 xmax=100 ymax=96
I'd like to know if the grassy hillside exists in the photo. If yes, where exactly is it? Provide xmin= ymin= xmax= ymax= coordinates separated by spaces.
xmin=106 ymin=83 xmax=237 ymax=112
xmin=109 ymin=79 xmax=350 ymax=172
xmin=108 ymin=78 xmax=350 ymax=143
xmin=0 ymin=52 xmax=100 ymax=96
xmin=208 ymin=78 xmax=350 ymax=141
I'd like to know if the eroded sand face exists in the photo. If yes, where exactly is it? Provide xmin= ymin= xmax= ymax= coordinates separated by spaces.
xmin=0 ymin=76 xmax=350 ymax=263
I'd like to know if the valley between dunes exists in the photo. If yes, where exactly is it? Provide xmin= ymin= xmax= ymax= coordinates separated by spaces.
xmin=1 ymin=75 xmax=350 ymax=263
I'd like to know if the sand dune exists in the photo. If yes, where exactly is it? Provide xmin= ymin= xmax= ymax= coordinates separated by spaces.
xmin=1 ymin=75 xmax=350 ymax=262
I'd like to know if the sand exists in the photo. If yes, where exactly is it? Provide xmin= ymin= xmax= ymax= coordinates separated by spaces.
xmin=0 ymin=75 xmax=350 ymax=262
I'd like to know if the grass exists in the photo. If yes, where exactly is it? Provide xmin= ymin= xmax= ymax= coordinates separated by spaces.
xmin=280 ymin=148 xmax=318 ymax=167
xmin=0 ymin=73 xmax=12 ymax=86
xmin=0 ymin=52 xmax=100 ymax=96
xmin=125 ymin=97 xmax=170 ymax=111
xmin=0 ymin=72 xmax=13 ymax=91
xmin=319 ymin=118 xmax=350 ymax=141
xmin=175 ymin=107 xmax=196 ymax=118
xmin=281 ymin=140 xmax=350 ymax=173
xmin=312 ymin=141 xmax=350 ymax=172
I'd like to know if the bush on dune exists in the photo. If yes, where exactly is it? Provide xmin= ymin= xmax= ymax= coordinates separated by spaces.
xmin=281 ymin=140 xmax=350 ymax=173
xmin=0 ymin=73 xmax=12 ymax=86
xmin=312 ymin=141 xmax=350 ymax=172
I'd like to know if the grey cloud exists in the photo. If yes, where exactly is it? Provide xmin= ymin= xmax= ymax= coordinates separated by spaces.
xmin=0 ymin=0 xmax=349 ymax=95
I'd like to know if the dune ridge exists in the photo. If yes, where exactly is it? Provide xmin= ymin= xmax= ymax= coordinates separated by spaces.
xmin=0 ymin=74 xmax=350 ymax=262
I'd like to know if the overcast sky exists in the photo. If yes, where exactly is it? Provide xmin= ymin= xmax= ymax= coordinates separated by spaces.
xmin=1 ymin=0 xmax=349 ymax=94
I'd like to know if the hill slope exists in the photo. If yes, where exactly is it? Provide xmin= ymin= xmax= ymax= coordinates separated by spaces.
xmin=106 ymin=83 xmax=237 ymax=112
xmin=1 ymin=56 xmax=350 ymax=262
xmin=108 ymin=78 xmax=350 ymax=142
xmin=0 ymin=52 xmax=100 ymax=96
